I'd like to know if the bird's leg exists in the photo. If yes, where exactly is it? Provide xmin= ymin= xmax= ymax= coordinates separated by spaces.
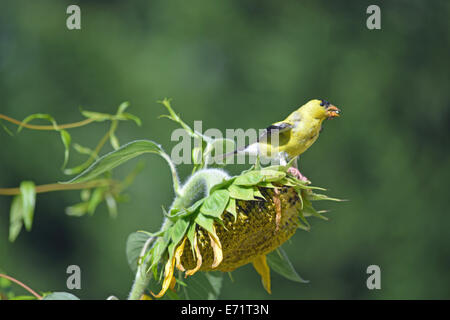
xmin=286 ymin=157 xmax=310 ymax=183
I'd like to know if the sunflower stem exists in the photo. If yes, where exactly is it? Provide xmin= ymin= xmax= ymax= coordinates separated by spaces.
xmin=127 ymin=168 xmax=230 ymax=300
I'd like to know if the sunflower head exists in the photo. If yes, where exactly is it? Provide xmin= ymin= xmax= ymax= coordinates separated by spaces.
xmin=143 ymin=165 xmax=341 ymax=298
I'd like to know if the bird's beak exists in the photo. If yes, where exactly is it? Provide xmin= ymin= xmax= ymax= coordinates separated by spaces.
xmin=326 ymin=105 xmax=341 ymax=118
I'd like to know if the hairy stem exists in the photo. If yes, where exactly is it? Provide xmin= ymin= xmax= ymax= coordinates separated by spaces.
xmin=127 ymin=169 xmax=229 ymax=300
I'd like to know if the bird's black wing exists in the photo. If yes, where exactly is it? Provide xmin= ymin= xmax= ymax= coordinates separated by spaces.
xmin=257 ymin=122 xmax=293 ymax=143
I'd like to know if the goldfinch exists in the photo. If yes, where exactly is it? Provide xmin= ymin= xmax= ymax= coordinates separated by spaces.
xmin=225 ymin=99 xmax=341 ymax=181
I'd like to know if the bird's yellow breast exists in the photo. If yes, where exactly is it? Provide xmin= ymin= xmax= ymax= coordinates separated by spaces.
xmin=278 ymin=117 xmax=323 ymax=158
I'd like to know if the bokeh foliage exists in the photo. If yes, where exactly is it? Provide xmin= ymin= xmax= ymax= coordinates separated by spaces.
xmin=1 ymin=0 xmax=449 ymax=299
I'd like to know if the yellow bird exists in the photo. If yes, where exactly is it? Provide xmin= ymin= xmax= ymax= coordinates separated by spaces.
xmin=225 ymin=99 xmax=341 ymax=181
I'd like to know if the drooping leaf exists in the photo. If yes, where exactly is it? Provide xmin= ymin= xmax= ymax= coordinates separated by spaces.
xmin=225 ymin=198 xmax=237 ymax=220
xmin=9 ymin=295 xmax=38 ymax=300
xmin=9 ymin=195 xmax=23 ymax=242
xmin=109 ymin=132 xmax=120 ymax=150
xmin=234 ymin=171 xmax=264 ymax=186
xmin=195 ymin=213 xmax=216 ymax=235
xmin=43 ymin=292 xmax=80 ymax=300
xmin=121 ymin=112 xmax=142 ymax=126
xmin=105 ymin=194 xmax=118 ymax=218
xmin=302 ymin=198 xmax=328 ymax=220
xmin=59 ymin=130 xmax=71 ymax=169
xmin=73 ymin=143 xmax=96 ymax=157
xmin=209 ymin=177 xmax=236 ymax=194
xmin=227 ymin=184 xmax=255 ymax=201
xmin=267 ymin=248 xmax=309 ymax=283
xmin=253 ymin=187 xmax=266 ymax=200
xmin=126 ymin=232 xmax=151 ymax=273
xmin=20 ymin=181 xmax=36 ymax=231
xmin=65 ymin=202 xmax=89 ymax=217
xmin=116 ymin=101 xmax=130 ymax=114
xmin=178 ymin=271 xmax=223 ymax=300
xmin=17 ymin=113 xmax=57 ymax=133
xmin=0 ymin=120 xmax=14 ymax=136
xmin=64 ymin=140 xmax=172 ymax=184
xmin=80 ymin=110 xmax=116 ymax=122
xmin=200 ymin=190 xmax=229 ymax=218
xmin=170 ymin=218 xmax=190 ymax=246
xmin=308 ymin=193 xmax=343 ymax=202
xmin=87 ymin=187 xmax=105 ymax=215
xmin=260 ymin=169 xmax=286 ymax=182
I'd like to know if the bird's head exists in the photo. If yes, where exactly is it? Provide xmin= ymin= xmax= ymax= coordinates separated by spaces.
xmin=302 ymin=99 xmax=341 ymax=120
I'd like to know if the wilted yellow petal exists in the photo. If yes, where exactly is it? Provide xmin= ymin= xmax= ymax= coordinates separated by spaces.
xmin=185 ymin=233 xmax=202 ymax=277
xmin=169 ymin=275 xmax=177 ymax=291
xmin=175 ymin=238 xmax=187 ymax=271
xmin=208 ymin=226 xmax=223 ymax=268
xmin=252 ymin=254 xmax=271 ymax=294
xmin=152 ymin=255 xmax=176 ymax=298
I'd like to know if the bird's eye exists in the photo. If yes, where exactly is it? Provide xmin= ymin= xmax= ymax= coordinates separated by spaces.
xmin=320 ymin=99 xmax=330 ymax=107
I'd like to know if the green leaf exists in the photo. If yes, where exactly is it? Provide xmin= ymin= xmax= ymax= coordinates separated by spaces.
xmin=20 ymin=181 xmax=36 ymax=231
xmin=60 ymin=130 xmax=71 ymax=169
xmin=126 ymin=232 xmax=151 ymax=273
xmin=260 ymin=169 xmax=286 ymax=182
xmin=178 ymin=271 xmax=223 ymax=300
xmin=109 ymin=132 xmax=120 ymax=150
xmin=234 ymin=171 xmax=264 ymax=186
xmin=9 ymin=195 xmax=23 ymax=242
xmin=121 ymin=112 xmax=142 ymax=126
xmin=105 ymin=194 xmax=118 ymax=218
xmin=225 ymin=198 xmax=237 ymax=220
xmin=0 ymin=120 xmax=14 ymax=136
xmin=200 ymin=190 xmax=229 ymax=218
xmin=87 ymin=187 xmax=105 ymax=215
xmin=308 ymin=193 xmax=343 ymax=202
xmin=228 ymin=184 xmax=255 ymax=200
xmin=149 ymin=234 xmax=170 ymax=271
xmin=117 ymin=101 xmax=130 ymax=114
xmin=195 ymin=213 xmax=216 ymax=235
xmin=64 ymin=140 xmax=171 ymax=184
xmin=267 ymin=248 xmax=309 ymax=283
xmin=302 ymin=198 xmax=328 ymax=220
xmin=253 ymin=187 xmax=266 ymax=200
xmin=209 ymin=177 xmax=236 ymax=194
xmin=9 ymin=295 xmax=38 ymax=300
xmin=167 ymin=199 xmax=204 ymax=219
xmin=43 ymin=292 xmax=80 ymax=300
xmin=256 ymin=181 xmax=278 ymax=188
xmin=186 ymin=222 xmax=197 ymax=255
xmin=17 ymin=113 xmax=57 ymax=133
xmin=0 ymin=277 xmax=11 ymax=288
xmin=80 ymin=110 xmax=115 ymax=122
xmin=80 ymin=189 xmax=91 ymax=201
xmin=65 ymin=202 xmax=89 ymax=217
xmin=170 ymin=218 xmax=190 ymax=246
xmin=73 ymin=143 xmax=96 ymax=157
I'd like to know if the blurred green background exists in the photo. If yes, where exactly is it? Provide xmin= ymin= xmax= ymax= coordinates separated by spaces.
xmin=1 ymin=0 xmax=449 ymax=299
